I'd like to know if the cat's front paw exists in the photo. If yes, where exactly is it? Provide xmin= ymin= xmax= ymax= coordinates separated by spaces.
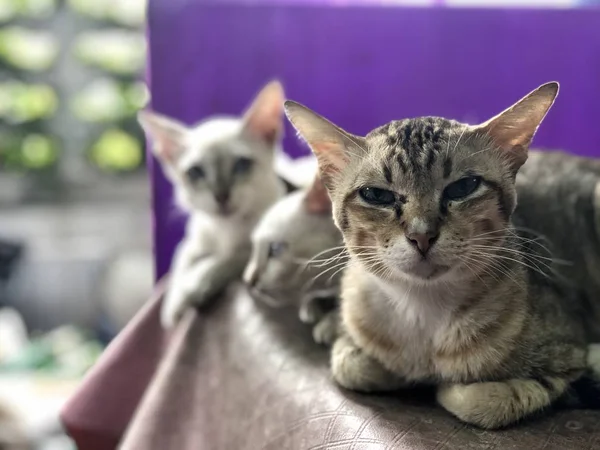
xmin=331 ymin=336 xmax=404 ymax=392
xmin=312 ymin=310 xmax=339 ymax=346
xmin=436 ymin=378 xmax=563 ymax=429
xmin=299 ymin=294 xmax=337 ymax=324
xmin=160 ymin=284 xmax=218 ymax=329
xmin=160 ymin=288 xmax=193 ymax=329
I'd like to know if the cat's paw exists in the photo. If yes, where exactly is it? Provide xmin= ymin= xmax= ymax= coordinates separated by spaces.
xmin=160 ymin=284 xmax=218 ymax=329
xmin=299 ymin=294 xmax=337 ymax=324
xmin=312 ymin=311 xmax=339 ymax=346
xmin=160 ymin=288 xmax=193 ymax=329
xmin=436 ymin=379 xmax=560 ymax=429
xmin=331 ymin=336 xmax=403 ymax=392
xmin=299 ymin=300 xmax=321 ymax=324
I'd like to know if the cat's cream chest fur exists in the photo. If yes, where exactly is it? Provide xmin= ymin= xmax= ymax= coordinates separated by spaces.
xmin=341 ymin=265 xmax=523 ymax=383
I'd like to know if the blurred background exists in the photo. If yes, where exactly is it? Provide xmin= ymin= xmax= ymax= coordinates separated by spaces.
xmin=0 ymin=1 xmax=150 ymax=448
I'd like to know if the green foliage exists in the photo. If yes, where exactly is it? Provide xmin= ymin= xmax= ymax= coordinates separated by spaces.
xmin=89 ymin=128 xmax=143 ymax=172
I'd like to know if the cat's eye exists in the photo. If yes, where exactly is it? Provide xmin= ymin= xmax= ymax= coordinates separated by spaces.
xmin=444 ymin=176 xmax=482 ymax=200
xmin=233 ymin=157 xmax=253 ymax=175
xmin=358 ymin=187 xmax=396 ymax=206
xmin=268 ymin=241 xmax=287 ymax=258
xmin=186 ymin=165 xmax=205 ymax=182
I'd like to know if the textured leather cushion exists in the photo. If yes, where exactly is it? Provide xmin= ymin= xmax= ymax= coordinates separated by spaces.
xmin=117 ymin=284 xmax=600 ymax=450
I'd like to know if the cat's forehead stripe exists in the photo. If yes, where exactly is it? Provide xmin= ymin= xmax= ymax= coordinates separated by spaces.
xmin=373 ymin=117 xmax=456 ymax=178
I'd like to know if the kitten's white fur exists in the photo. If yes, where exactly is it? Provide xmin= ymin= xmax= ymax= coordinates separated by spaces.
xmin=244 ymin=173 xmax=342 ymax=344
xmin=140 ymin=81 xmax=287 ymax=328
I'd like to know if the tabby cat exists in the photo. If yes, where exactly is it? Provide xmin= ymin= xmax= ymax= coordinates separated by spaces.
xmin=285 ymin=82 xmax=599 ymax=428
xmin=244 ymin=174 xmax=342 ymax=345
xmin=139 ymin=81 xmax=288 ymax=328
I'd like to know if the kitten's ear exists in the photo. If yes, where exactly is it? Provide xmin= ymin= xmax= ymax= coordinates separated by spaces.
xmin=284 ymin=101 xmax=365 ymax=190
xmin=474 ymin=82 xmax=559 ymax=171
xmin=304 ymin=174 xmax=332 ymax=215
xmin=138 ymin=110 xmax=188 ymax=164
xmin=242 ymin=80 xmax=285 ymax=146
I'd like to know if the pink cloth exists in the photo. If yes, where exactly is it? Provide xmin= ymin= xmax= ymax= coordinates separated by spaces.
xmin=60 ymin=281 xmax=168 ymax=449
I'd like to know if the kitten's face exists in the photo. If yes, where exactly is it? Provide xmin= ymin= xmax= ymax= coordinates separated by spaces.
xmin=169 ymin=119 xmax=275 ymax=216
xmin=244 ymin=181 xmax=342 ymax=306
xmin=139 ymin=80 xmax=285 ymax=218
xmin=285 ymin=82 xmax=558 ymax=285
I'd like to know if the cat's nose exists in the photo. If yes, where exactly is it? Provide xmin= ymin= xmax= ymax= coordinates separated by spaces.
xmin=406 ymin=231 xmax=439 ymax=256
xmin=214 ymin=192 xmax=229 ymax=206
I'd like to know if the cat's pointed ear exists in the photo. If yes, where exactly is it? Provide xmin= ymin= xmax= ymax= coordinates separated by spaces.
xmin=474 ymin=82 xmax=559 ymax=171
xmin=138 ymin=110 xmax=188 ymax=164
xmin=242 ymin=80 xmax=285 ymax=146
xmin=284 ymin=101 xmax=365 ymax=190
xmin=304 ymin=174 xmax=332 ymax=215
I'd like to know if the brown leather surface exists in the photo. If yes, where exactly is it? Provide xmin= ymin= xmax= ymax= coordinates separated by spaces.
xmin=121 ymin=285 xmax=600 ymax=450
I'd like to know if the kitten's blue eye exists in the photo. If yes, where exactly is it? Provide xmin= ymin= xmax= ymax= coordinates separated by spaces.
xmin=359 ymin=187 xmax=395 ymax=206
xmin=444 ymin=176 xmax=481 ymax=200
xmin=186 ymin=165 xmax=205 ymax=182
xmin=268 ymin=242 xmax=287 ymax=258
xmin=233 ymin=157 xmax=253 ymax=175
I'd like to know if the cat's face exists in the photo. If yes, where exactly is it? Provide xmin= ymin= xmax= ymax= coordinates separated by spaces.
xmin=139 ymin=81 xmax=285 ymax=217
xmin=285 ymin=83 xmax=558 ymax=285
xmin=243 ymin=177 xmax=342 ymax=306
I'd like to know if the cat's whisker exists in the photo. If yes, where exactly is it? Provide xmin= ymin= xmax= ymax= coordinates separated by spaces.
xmin=469 ymin=244 xmax=567 ymax=265
xmin=448 ymin=126 xmax=467 ymax=157
xmin=470 ymin=253 xmax=525 ymax=289
xmin=458 ymin=253 xmax=504 ymax=285
xmin=469 ymin=249 xmax=551 ymax=283
xmin=458 ymin=144 xmax=495 ymax=163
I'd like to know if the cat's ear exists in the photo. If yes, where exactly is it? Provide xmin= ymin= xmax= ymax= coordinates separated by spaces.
xmin=474 ymin=82 xmax=559 ymax=171
xmin=304 ymin=174 xmax=332 ymax=215
xmin=138 ymin=110 xmax=188 ymax=165
xmin=284 ymin=101 xmax=365 ymax=190
xmin=242 ymin=80 xmax=285 ymax=146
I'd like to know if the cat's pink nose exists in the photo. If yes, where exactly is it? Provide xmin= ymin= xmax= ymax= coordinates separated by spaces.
xmin=406 ymin=231 xmax=439 ymax=255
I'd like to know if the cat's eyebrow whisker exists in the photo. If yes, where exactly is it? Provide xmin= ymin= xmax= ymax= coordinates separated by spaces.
xmin=446 ymin=126 xmax=467 ymax=158
xmin=457 ymin=144 xmax=495 ymax=163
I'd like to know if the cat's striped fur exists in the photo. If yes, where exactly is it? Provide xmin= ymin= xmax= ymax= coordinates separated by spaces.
xmin=285 ymin=82 xmax=600 ymax=429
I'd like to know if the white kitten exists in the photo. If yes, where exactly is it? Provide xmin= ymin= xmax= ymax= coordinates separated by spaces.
xmin=244 ymin=174 xmax=343 ymax=345
xmin=139 ymin=81 xmax=288 ymax=328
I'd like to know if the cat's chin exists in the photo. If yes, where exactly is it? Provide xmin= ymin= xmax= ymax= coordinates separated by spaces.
xmin=400 ymin=262 xmax=450 ymax=283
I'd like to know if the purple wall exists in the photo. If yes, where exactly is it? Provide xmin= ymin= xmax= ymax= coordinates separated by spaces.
xmin=147 ymin=2 xmax=600 ymax=279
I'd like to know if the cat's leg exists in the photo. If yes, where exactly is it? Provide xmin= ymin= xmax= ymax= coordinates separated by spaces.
xmin=436 ymin=376 xmax=575 ymax=429
xmin=162 ymin=247 xmax=248 ymax=328
xmin=298 ymin=291 xmax=337 ymax=324
xmin=312 ymin=309 xmax=340 ymax=346
xmin=331 ymin=334 xmax=406 ymax=392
